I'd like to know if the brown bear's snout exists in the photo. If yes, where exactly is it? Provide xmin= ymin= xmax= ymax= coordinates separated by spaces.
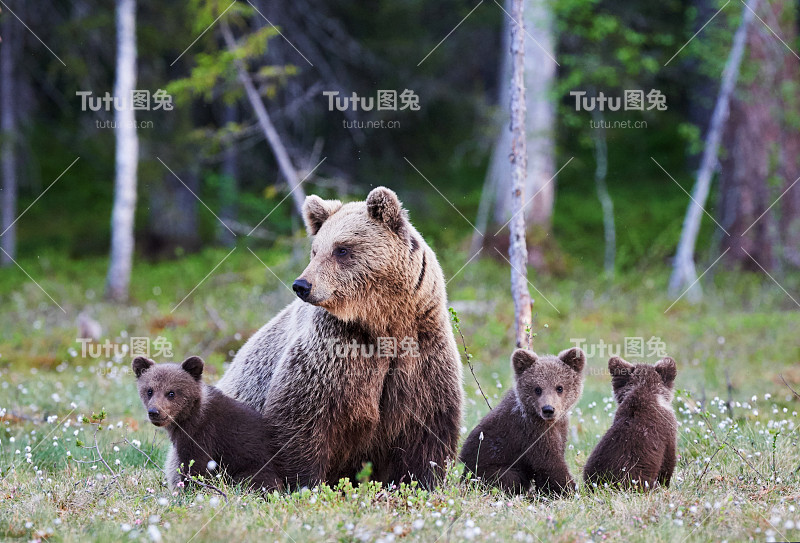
xmin=147 ymin=407 xmax=165 ymax=425
xmin=541 ymin=405 xmax=556 ymax=419
xmin=292 ymin=278 xmax=312 ymax=301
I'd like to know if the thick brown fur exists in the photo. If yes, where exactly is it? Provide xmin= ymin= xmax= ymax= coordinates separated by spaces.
xmin=133 ymin=356 xmax=282 ymax=491
xmin=583 ymin=356 xmax=678 ymax=491
xmin=460 ymin=348 xmax=586 ymax=495
xmin=216 ymin=187 xmax=463 ymax=489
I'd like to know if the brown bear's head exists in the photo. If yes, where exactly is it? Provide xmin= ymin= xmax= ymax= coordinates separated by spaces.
xmin=294 ymin=187 xmax=424 ymax=324
xmin=132 ymin=356 xmax=204 ymax=428
xmin=608 ymin=356 xmax=677 ymax=409
xmin=511 ymin=347 xmax=586 ymax=423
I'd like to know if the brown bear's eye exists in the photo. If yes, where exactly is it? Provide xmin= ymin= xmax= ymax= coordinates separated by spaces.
xmin=556 ymin=386 xmax=564 ymax=394
xmin=167 ymin=391 xmax=175 ymax=399
xmin=534 ymin=387 xmax=542 ymax=396
xmin=147 ymin=388 xmax=153 ymax=397
xmin=333 ymin=247 xmax=349 ymax=258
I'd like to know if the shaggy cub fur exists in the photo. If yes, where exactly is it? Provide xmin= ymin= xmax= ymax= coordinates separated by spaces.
xmin=133 ymin=356 xmax=282 ymax=491
xmin=583 ymin=356 xmax=678 ymax=490
xmin=460 ymin=347 xmax=586 ymax=495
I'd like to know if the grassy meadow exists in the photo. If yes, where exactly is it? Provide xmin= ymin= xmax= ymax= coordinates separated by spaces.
xmin=0 ymin=153 xmax=799 ymax=542
xmin=0 ymin=237 xmax=799 ymax=542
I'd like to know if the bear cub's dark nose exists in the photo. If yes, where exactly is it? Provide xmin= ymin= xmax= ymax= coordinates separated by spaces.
xmin=292 ymin=279 xmax=312 ymax=301
xmin=148 ymin=408 xmax=160 ymax=420
xmin=541 ymin=405 xmax=555 ymax=418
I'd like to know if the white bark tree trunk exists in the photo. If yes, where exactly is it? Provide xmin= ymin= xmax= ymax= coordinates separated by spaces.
xmin=668 ymin=0 xmax=758 ymax=299
xmin=592 ymin=108 xmax=615 ymax=275
xmin=1 ymin=11 xmax=17 ymax=266
xmin=484 ymin=0 xmax=555 ymax=232
xmin=221 ymin=21 xmax=305 ymax=217
xmin=519 ymin=0 xmax=555 ymax=226
xmin=509 ymin=0 xmax=533 ymax=349
xmin=106 ymin=0 xmax=139 ymax=301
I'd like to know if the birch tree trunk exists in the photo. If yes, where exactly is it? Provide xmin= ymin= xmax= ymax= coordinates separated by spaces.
xmin=509 ymin=0 xmax=532 ymax=349
xmin=519 ymin=0 xmax=555 ymax=228
xmin=591 ymin=108 xmax=615 ymax=275
xmin=1 ymin=10 xmax=17 ymax=266
xmin=667 ymin=0 xmax=758 ymax=299
xmin=476 ymin=0 xmax=555 ymax=260
xmin=106 ymin=0 xmax=139 ymax=301
xmin=221 ymin=20 xmax=305 ymax=217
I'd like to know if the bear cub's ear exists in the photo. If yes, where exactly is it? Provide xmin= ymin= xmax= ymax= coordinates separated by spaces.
xmin=366 ymin=186 xmax=406 ymax=234
xmin=181 ymin=356 xmax=204 ymax=381
xmin=608 ymin=356 xmax=634 ymax=390
xmin=654 ymin=357 xmax=677 ymax=388
xmin=511 ymin=349 xmax=538 ymax=376
xmin=558 ymin=347 xmax=586 ymax=373
xmin=303 ymin=195 xmax=343 ymax=236
xmin=132 ymin=357 xmax=154 ymax=378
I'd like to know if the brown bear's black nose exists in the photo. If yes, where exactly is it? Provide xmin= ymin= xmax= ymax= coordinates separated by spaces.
xmin=541 ymin=405 xmax=555 ymax=418
xmin=148 ymin=408 xmax=160 ymax=420
xmin=292 ymin=279 xmax=312 ymax=301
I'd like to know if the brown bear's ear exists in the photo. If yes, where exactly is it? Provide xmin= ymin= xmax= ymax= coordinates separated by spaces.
xmin=654 ymin=357 xmax=677 ymax=388
xmin=181 ymin=356 xmax=204 ymax=381
xmin=132 ymin=357 xmax=154 ymax=378
xmin=608 ymin=356 xmax=633 ymax=390
xmin=511 ymin=349 xmax=538 ymax=376
xmin=558 ymin=347 xmax=586 ymax=373
xmin=366 ymin=186 xmax=407 ymax=234
xmin=303 ymin=195 xmax=343 ymax=236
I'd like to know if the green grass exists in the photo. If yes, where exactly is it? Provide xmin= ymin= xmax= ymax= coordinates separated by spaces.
xmin=1 ymin=244 xmax=799 ymax=542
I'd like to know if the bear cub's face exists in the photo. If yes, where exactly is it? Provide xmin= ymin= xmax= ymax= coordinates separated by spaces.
xmin=608 ymin=356 xmax=677 ymax=408
xmin=132 ymin=356 xmax=204 ymax=427
xmin=512 ymin=348 xmax=586 ymax=422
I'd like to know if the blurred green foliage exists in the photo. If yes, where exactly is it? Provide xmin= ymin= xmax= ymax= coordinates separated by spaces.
xmin=0 ymin=0 xmax=761 ymax=274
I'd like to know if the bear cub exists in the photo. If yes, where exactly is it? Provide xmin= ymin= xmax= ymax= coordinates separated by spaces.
xmin=583 ymin=356 xmax=678 ymax=490
xmin=133 ymin=356 xmax=282 ymax=491
xmin=460 ymin=347 xmax=586 ymax=495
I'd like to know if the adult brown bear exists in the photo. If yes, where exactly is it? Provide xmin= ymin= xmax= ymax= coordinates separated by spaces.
xmin=218 ymin=187 xmax=463 ymax=489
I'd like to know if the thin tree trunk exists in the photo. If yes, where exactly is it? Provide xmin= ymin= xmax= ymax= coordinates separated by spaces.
xmin=520 ymin=0 xmax=555 ymax=228
xmin=1 ymin=10 xmax=17 ymax=266
xmin=221 ymin=20 xmax=305 ymax=217
xmin=509 ymin=0 xmax=532 ymax=349
xmin=106 ymin=0 xmax=139 ymax=301
xmin=667 ymin=0 xmax=758 ymax=298
xmin=591 ymin=109 xmax=615 ymax=275
xmin=492 ymin=0 xmax=556 ymax=228
xmin=481 ymin=0 xmax=556 ymax=264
